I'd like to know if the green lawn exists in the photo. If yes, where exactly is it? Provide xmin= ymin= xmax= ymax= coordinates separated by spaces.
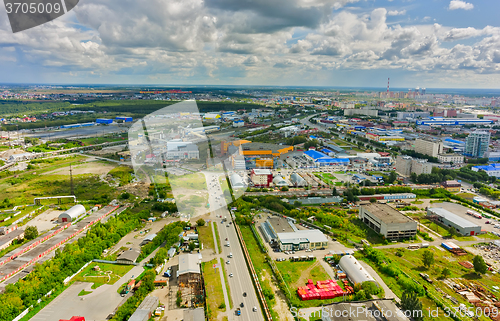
xmin=198 ymin=224 xmax=215 ymax=251
xmin=275 ymin=259 xmax=344 ymax=308
xmin=220 ymin=258 xmax=232 ymax=309
xmin=169 ymin=172 xmax=207 ymax=190
xmin=313 ymin=172 xmax=337 ymax=185
xmin=213 ymin=223 xmax=222 ymax=253
xmin=108 ymin=166 xmax=134 ymax=186
xmin=73 ymin=262 xmax=134 ymax=289
xmin=202 ymin=259 xmax=226 ymax=319
xmin=79 ymin=136 xmax=125 ymax=146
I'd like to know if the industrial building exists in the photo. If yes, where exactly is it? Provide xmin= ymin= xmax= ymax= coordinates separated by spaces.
xmin=115 ymin=116 xmax=133 ymax=122
xmin=96 ymin=118 xmax=113 ymax=124
xmin=338 ymin=255 xmax=376 ymax=285
xmin=427 ymin=208 xmax=482 ymax=236
xmin=229 ymin=173 xmax=246 ymax=189
xmin=140 ymin=233 xmax=157 ymax=246
xmin=117 ymin=249 xmax=141 ymax=265
xmin=183 ymin=308 xmax=205 ymax=321
xmin=178 ymin=253 xmax=202 ymax=284
xmin=259 ymin=216 xmax=296 ymax=243
xmin=397 ymin=111 xmax=430 ymax=120
xmin=472 ymin=163 xmax=500 ymax=177
xmin=250 ymin=169 xmax=273 ymax=187
xmin=357 ymin=193 xmax=416 ymax=202
xmin=290 ymin=173 xmax=307 ymax=187
xmin=415 ymin=118 xmax=494 ymax=126
xmin=0 ymin=229 xmax=24 ymax=251
xmin=359 ymin=203 xmax=417 ymax=240
xmin=277 ymin=229 xmax=328 ymax=251
xmin=128 ymin=296 xmax=159 ymax=321
xmin=303 ymin=150 xmax=350 ymax=166
xmin=165 ymin=142 xmax=199 ymax=159
xmin=241 ymin=142 xmax=293 ymax=158
xmin=465 ymin=131 xmax=490 ymax=158
xmin=414 ymin=138 xmax=443 ymax=157
xmin=441 ymin=180 xmax=461 ymax=192
xmin=273 ymin=175 xmax=288 ymax=187
xmin=58 ymin=204 xmax=86 ymax=223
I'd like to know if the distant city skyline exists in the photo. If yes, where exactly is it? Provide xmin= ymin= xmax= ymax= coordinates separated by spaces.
xmin=0 ymin=0 xmax=500 ymax=88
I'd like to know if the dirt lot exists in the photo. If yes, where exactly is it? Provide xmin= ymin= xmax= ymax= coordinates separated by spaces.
xmin=44 ymin=161 xmax=116 ymax=176
xmin=118 ymin=181 xmax=150 ymax=199
xmin=27 ymin=208 xmax=63 ymax=232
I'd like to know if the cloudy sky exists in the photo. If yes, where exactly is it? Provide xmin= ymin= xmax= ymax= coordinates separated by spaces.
xmin=1 ymin=0 xmax=500 ymax=88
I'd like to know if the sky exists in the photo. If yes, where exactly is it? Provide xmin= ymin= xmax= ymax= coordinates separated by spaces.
xmin=1 ymin=0 xmax=500 ymax=89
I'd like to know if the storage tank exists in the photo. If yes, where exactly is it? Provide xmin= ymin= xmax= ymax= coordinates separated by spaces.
xmin=58 ymin=204 xmax=86 ymax=223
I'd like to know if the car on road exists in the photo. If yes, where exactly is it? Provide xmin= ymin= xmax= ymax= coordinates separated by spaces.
xmin=253 ymin=306 xmax=258 ymax=312
xmin=235 ymin=308 xmax=241 ymax=316
xmin=240 ymin=302 xmax=244 ymax=308
xmin=243 ymin=292 xmax=247 ymax=297
xmin=226 ymin=260 xmax=230 ymax=264
xmin=229 ymin=273 xmax=233 ymax=277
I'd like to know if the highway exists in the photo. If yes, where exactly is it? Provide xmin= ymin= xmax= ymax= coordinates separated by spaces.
xmin=204 ymin=171 xmax=265 ymax=321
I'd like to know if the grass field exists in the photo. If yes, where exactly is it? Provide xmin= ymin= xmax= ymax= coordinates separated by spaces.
xmin=198 ymin=224 xmax=215 ymax=251
xmin=220 ymin=258 xmax=233 ymax=309
xmin=108 ymin=166 xmax=134 ymax=186
xmin=457 ymin=193 xmax=476 ymax=200
xmin=313 ymin=172 xmax=337 ymax=185
xmin=0 ymin=156 xmax=117 ymax=206
xmin=213 ymin=223 xmax=222 ymax=253
xmin=73 ymin=262 xmax=134 ymax=289
xmin=79 ymin=136 xmax=126 ymax=146
xmin=202 ymin=259 xmax=226 ymax=319
xmin=275 ymin=260 xmax=343 ymax=308
xmin=170 ymin=172 xmax=207 ymax=190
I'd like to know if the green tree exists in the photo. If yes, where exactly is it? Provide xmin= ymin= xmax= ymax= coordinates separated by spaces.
xmin=188 ymin=241 xmax=196 ymax=252
xmin=388 ymin=171 xmax=397 ymax=183
xmin=24 ymin=226 xmax=38 ymax=241
xmin=401 ymin=291 xmax=423 ymax=321
xmin=196 ymin=218 xmax=206 ymax=227
xmin=369 ymin=197 xmax=377 ymax=203
xmin=441 ymin=267 xmax=451 ymax=279
xmin=473 ymin=255 xmax=488 ymax=275
xmin=421 ymin=250 xmax=434 ymax=269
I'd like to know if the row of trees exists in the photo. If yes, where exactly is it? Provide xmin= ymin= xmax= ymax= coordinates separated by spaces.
xmin=0 ymin=207 xmax=151 ymax=321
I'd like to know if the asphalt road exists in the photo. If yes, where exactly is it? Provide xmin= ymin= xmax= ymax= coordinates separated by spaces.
xmin=24 ymin=125 xmax=128 ymax=140
xmin=205 ymin=171 xmax=265 ymax=321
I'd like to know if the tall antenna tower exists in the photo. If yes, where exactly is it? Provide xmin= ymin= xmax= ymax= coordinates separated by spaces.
xmin=387 ymin=78 xmax=390 ymax=95
xmin=69 ymin=164 xmax=74 ymax=195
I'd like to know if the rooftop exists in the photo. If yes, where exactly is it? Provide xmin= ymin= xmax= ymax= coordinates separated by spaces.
xmin=277 ymin=229 xmax=327 ymax=244
xmin=241 ymin=142 xmax=291 ymax=153
xmin=428 ymin=208 xmax=480 ymax=229
xmin=117 ymin=249 xmax=141 ymax=262
xmin=178 ymin=253 xmax=201 ymax=275
xmin=183 ymin=308 xmax=205 ymax=321
xmin=361 ymin=203 xmax=414 ymax=224
xmin=268 ymin=217 xmax=296 ymax=233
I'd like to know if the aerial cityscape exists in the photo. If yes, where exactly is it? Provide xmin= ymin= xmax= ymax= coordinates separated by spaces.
xmin=2 ymin=1 xmax=500 ymax=321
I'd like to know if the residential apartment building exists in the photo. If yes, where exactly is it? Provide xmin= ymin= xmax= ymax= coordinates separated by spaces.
xmin=395 ymin=155 xmax=412 ymax=176
xmin=411 ymin=158 xmax=433 ymax=175
xmin=414 ymin=138 xmax=443 ymax=157
xmin=465 ymin=131 xmax=490 ymax=158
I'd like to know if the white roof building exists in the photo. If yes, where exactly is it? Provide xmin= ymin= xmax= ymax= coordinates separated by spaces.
xmin=178 ymin=253 xmax=202 ymax=276
xmin=338 ymin=255 xmax=376 ymax=285
xmin=58 ymin=204 xmax=86 ymax=223
xmin=230 ymin=173 xmax=246 ymax=189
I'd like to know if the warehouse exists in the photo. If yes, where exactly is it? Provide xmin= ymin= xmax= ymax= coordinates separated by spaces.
xmin=128 ymin=296 xmax=159 ymax=321
xmin=115 ymin=116 xmax=133 ymax=122
xmin=277 ymin=229 xmax=328 ymax=251
xmin=290 ymin=173 xmax=307 ymax=187
xmin=96 ymin=118 xmax=113 ymax=124
xmin=178 ymin=253 xmax=202 ymax=284
xmin=0 ymin=229 xmax=24 ymax=251
xmin=273 ymin=175 xmax=288 ymax=187
xmin=338 ymin=255 xmax=377 ymax=285
xmin=427 ymin=208 xmax=482 ymax=236
xmin=303 ymin=150 xmax=350 ymax=166
xmin=117 ymin=249 xmax=141 ymax=265
xmin=229 ymin=173 xmax=246 ymax=189
xmin=58 ymin=204 xmax=86 ymax=223
xmin=140 ymin=233 xmax=157 ymax=246
xmin=357 ymin=193 xmax=416 ymax=202
xmin=359 ymin=203 xmax=417 ymax=240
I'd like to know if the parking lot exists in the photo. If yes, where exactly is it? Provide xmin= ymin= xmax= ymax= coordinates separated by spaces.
xmin=430 ymin=202 xmax=500 ymax=234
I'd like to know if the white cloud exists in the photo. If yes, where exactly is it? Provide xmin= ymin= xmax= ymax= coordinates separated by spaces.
xmin=448 ymin=0 xmax=474 ymax=10
xmin=387 ymin=9 xmax=406 ymax=16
